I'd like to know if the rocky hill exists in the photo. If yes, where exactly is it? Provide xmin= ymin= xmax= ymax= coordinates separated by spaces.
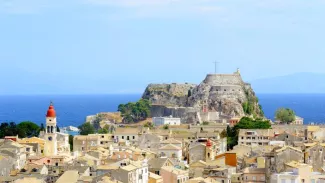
xmin=142 ymin=70 xmax=263 ymax=123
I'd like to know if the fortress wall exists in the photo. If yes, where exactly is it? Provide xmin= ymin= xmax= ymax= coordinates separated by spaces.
xmin=150 ymin=105 xmax=198 ymax=123
xmin=204 ymin=74 xmax=244 ymax=86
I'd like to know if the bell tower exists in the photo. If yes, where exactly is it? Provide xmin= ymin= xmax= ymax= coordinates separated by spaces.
xmin=44 ymin=102 xmax=58 ymax=156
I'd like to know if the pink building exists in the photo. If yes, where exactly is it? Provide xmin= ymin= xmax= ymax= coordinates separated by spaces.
xmin=161 ymin=166 xmax=189 ymax=183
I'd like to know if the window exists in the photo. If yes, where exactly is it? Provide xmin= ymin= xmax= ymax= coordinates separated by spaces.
xmin=55 ymin=163 xmax=58 ymax=166
xmin=302 ymin=179 xmax=305 ymax=183
xmin=253 ymin=176 xmax=256 ymax=180
xmin=90 ymin=173 xmax=92 ymax=176
xmin=221 ymin=180 xmax=224 ymax=183
xmin=100 ymin=142 xmax=103 ymax=144
xmin=102 ymin=135 xmax=104 ymax=138
xmin=311 ymin=179 xmax=315 ymax=183
xmin=155 ymin=171 xmax=159 ymax=175
xmin=133 ymin=136 xmax=135 ymax=139
xmin=122 ymin=136 xmax=124 ymax=139
xmin=241 ymin=137 xmax=244 ymax=139
xmin=177 ymin=179 xmax=180 ymax=183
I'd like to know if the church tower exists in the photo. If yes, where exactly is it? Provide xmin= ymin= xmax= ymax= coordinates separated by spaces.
xmin=44 ymin=102 xmax=58 ymax=156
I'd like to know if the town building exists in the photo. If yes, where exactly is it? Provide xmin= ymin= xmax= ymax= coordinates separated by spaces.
xmin=153 ymin=117 xmax=181 ymax=126
xmin=160 ymin=166 xmax=189 ymax=183
xmin=111 ymin=160 xmax=149 ymax=183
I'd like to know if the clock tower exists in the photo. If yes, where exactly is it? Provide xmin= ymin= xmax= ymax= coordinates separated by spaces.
xmin=44 ymin=102 xmax=58 ymax=156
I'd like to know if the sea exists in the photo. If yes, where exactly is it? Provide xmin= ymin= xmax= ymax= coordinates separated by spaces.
xmin=1 ymin=94 xmax=325 ymax=128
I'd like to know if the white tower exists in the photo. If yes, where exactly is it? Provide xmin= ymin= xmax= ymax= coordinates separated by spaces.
xmin=44 ymin=102 xmax=58 ymax=156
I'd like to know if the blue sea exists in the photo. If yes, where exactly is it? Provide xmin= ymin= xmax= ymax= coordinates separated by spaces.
xmin=1 ymin=94 xmax=325 ymax=126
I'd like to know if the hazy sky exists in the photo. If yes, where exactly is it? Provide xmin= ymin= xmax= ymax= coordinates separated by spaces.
xmin=1 ymin=0 xmax=325 ymax=94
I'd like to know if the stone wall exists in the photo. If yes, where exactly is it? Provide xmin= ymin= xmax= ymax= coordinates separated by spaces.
xmin=203 ymin=74 xmax=243 ymax=86
xmin=150 ymin=105 xmax=198 ymax=123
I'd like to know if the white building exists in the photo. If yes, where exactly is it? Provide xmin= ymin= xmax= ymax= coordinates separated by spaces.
xmin=270 ymin=163 xmax=325 ymax=183
xmin=153 ymin=117 xmax=181 ymax=126
xmin=111 ymin=160 xmax=149 ymax=183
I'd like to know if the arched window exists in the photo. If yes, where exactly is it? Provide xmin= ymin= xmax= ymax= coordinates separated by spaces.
xmin=51 ymin=126 xmax=53 ymax=133
xmin=47 ymin=126 xmax=50 ymax=133
xmin=207 ymin=153 xmax=210 ymax=158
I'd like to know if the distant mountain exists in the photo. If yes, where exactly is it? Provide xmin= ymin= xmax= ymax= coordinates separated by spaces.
xmin=250 ymin=72 xmax=325 ymax=93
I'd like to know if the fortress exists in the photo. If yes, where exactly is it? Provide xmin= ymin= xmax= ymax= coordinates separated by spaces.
xmin=142 ymin=69 xmax=262 ymax=124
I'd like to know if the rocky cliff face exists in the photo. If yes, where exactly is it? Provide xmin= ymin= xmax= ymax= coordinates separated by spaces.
xmin=142 ymin=83 xmax=196 ymax=106
xmin=142 ymin=71 xmax=263 ymax=122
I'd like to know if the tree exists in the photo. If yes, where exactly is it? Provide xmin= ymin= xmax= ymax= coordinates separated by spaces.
xmin=17 ymin=121 xmax=40 ymax=138
xmin=163 ymin=124 xmax=169 ymax=130
xmin=220 ymin=129 xmax=227 ymax=138
xmin=69 ymin=135 xmax=73 ymax=151
xmin=275 ymin=108 xmax=296 ymax=124
xmin=56 ymin=125 xmax=60 ymax=132
xmin=98 ymin=128 xmax=109 ymax=134
xmin=226 ymin=117 xmax=271 ymax=149
xmin=118 ymin=99 xmax=151 ymax=123
xmin=78 ymin=122 xmax=95 ymax=135
xmin=144 ymin=122 xmax=154 ymax=128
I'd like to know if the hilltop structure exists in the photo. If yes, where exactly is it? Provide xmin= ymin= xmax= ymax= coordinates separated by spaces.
xmin=142 ymin=69 xmax=263 ymax=124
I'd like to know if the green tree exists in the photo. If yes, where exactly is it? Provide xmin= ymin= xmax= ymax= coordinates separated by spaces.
xmin=118 ymin=99 xmax=151 ymax=123
xmin=78 ymin=122 xmax=95 ymax=135
xmin=275 ymin=108 xmax=296 ymax=124
xmin=144 ymin=122 xmax=154 ymax=128
xmin=98 ymin=128 xmax=109 ymax=134
xmin=202 ymin=121 xmax=209 ymax=125
xmin=56 ymin=125 xmax=60 ymax=132
xmin=163 ymin=124 xmax=169 ymax=130
xmin=220 ymin=129 xmax=227 ymax=138
xmin=17 ymin=121 xmax=40 ymax=138
xmin=69 ymin=135 xmax=73 ymax=151
xmin=227 ymin=117 xmax=271 ymax=149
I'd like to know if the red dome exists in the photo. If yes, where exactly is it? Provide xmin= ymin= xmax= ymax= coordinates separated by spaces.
xmin=206 ymin=139 xmax=212 ymax=147
xmin=46 ymin=103 xmax=56 ymax=117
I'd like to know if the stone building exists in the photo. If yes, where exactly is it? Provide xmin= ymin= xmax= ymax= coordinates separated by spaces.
xmin=188 ymin=139 xmax=217 ymax=164
xmin=304 ymin=143 xmax=325 ymax=172
xmin=265 ymin=146 xmax=304 ymax=181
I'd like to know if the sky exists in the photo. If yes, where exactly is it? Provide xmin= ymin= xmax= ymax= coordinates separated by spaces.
xmin=0 ymin=0 xmax=325 ymax=95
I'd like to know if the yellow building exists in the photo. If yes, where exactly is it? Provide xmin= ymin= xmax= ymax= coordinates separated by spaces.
xmin=149 ymin=172 xmax=163 ymax=183
xmin=18 ymin=137 xmax=45 ymax=155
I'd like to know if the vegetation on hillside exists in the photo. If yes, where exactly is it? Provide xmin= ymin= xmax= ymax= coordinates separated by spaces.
xmin=275 ymin=108 xmax=296 ymax=124
xmin=78 ymin=122 xmax=96 ymax=135
xmin=0 ymin=121 xmax=41 ymax=138
xmin=118 ymin=99 xmax=151 ymax=123
xmin=226 ymin=117 xmax=271 ymax=149
xmin=242 ymin=87 xmax=264 ymax=117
